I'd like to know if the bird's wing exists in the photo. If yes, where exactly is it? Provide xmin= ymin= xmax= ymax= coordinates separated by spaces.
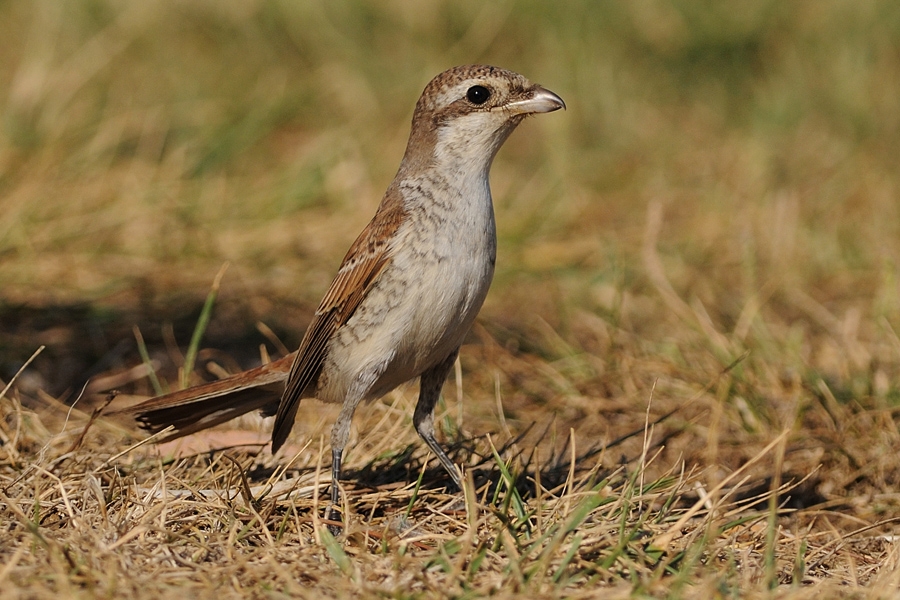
xmin=271 ymin=190 xmax=406 ymax=451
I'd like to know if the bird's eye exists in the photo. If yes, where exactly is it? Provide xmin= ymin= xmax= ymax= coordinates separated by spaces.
xmin=466 ymin=85 xmax=491 ymax=105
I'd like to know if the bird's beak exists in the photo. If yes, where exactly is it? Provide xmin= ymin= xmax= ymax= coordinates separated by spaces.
xmin=503 ymin=85 xmax=566 ymax=115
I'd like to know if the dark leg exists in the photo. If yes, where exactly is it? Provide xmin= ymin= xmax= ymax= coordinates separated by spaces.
xmin=414 ymin=349 xmax=463 ymax=490
xmin=326 ymin=447 xmax=342 ymax=533
xmin=327 ymin=388 xmax=365 ymax=533
xmin=330 ymin=447 xmax=342 ymax=507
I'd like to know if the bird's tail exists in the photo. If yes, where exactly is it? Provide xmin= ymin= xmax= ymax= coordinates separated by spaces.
xmin=115 ymin=353 xmax=295 ymax=442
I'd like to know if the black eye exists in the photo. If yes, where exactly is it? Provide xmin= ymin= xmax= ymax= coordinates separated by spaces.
xmin=466 ymin=85 xmax=491 ymax=105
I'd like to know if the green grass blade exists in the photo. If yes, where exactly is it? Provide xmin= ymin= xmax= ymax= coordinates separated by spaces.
xmin=181 ymin=263 xmax=229 ymax=389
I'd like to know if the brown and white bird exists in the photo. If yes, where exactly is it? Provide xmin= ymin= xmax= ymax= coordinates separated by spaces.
xmin=124 ymin=65 xmax=564 ymax=510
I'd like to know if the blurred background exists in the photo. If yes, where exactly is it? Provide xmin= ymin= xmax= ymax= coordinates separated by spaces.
xmin=2 ymin=0 xmax=900 ymax=493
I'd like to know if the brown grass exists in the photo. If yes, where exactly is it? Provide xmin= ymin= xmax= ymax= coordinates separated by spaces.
xmin=3 ymin=346 xmax=900 ymax=598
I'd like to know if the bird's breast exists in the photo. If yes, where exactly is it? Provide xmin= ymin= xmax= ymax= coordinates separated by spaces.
xmin=383 ymin=188 xmax=496 ymax=369
xmin=318 ymin=177 xmax=497 ymax=402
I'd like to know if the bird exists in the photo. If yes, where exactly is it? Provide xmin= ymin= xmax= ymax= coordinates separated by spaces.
xmin=121 ymin=65 xmax=564 ymax=517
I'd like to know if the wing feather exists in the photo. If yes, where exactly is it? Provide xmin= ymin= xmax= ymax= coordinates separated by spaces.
xmin=271 ymin=190 xmax=405 ymax=451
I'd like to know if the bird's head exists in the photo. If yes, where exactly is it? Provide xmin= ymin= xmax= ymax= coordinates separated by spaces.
xmin=400 ymin=65 xmax=565 ymax=176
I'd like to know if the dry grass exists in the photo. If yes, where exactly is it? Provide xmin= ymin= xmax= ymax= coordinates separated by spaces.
xmin=3 ymin=0 xmax=900 ymax=597
xmin=3 ymin=350 xmax=900 ymax=598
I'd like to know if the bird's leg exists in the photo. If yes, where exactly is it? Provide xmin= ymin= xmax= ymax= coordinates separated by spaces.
xmin=330 ymin=446 xmax=343 ymax=507
xmin=414 ymin=349 xmax=463 ymax=491
xmin=326 ymin=385 xmax=366 ymax=533
xmin=326 ymin=446 xmax=343 ymax=534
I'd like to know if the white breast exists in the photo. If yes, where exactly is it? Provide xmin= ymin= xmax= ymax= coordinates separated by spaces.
xmin=316 ymin=115 xmax=503 ymax=404
xmin=318 ymin=176 xmax=496 ymax=403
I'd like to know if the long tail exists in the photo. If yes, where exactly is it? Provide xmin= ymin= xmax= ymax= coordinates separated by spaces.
xmin=116 ymin=353 xmax=295 ymax=442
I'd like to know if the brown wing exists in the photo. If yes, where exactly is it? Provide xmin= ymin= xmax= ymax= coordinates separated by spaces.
xmin=270 ymin=191 xmax=406 ymax=452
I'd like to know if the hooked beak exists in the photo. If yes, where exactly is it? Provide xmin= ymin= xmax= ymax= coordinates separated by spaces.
xmin=503 ymin=85 xmax=566 ymax=115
